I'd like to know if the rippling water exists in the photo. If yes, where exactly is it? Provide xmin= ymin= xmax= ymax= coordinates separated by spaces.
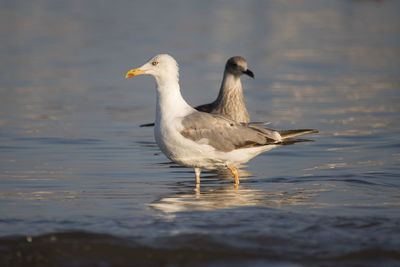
xmin=1 ymin=0 xmax=400 ymax=266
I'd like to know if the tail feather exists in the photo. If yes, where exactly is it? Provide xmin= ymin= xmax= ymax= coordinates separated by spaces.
xmin=140 ymin=122 xmax=155 ymax=127
xmin=279 ymin=129 xmax=318 ymax=139
xmin=277 ymin=138 xmax=314 ymax=146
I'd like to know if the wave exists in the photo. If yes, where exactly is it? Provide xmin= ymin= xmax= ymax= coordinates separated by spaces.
xmin=1 ymin=231 xmax=399 ymax=267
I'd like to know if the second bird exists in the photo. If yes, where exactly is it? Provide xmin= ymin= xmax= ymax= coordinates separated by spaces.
xmin=140 ymin=56 xmax=254 ymax=127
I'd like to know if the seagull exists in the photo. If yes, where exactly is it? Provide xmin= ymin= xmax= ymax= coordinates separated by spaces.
xmin=139 ymin=56 xmax=254 ymax=127
xmin=126 ymin=54 xmax=317 ymax=186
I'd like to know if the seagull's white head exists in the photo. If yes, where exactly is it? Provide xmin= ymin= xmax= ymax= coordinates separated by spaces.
xmin=125 ymin=54 xmax=179 ymax=83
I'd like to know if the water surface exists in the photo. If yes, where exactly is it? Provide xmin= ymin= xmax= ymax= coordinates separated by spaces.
xmin=1 ymin=0 xmax=400 ymax=266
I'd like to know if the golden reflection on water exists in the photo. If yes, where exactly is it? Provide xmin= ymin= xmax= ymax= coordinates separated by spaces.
xmin=148 ymin=182 xmax=331 ymax=213
xmin=303 ymin=159 xmax=384 ymax=171
xmin=149 ymin=177 xmax=400 ymax=214
xmin=332 ymin=129 xmax=376 ymax=136
xmin=0 ymin=190 xmax=78 ymax=201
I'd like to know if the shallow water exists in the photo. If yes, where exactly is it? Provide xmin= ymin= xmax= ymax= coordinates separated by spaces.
xmin=1 ymin=0 xmax=400 ymax=266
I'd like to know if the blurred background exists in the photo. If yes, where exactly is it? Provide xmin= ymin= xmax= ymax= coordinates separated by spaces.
xmin=1 ymin=0 xmax=399 ymax=266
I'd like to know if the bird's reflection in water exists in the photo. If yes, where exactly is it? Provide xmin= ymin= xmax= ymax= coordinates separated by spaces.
xmin=149 ymin=168 xmax=328 ymax=213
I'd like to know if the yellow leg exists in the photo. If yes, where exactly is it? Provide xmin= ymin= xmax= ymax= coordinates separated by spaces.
xmin=194 ymin=183 xmax=200 ymax=195
xmin=194 ymin=168 xmax=201 ymax=184
xmin=228 ymin=166 xmax=239 ymax=186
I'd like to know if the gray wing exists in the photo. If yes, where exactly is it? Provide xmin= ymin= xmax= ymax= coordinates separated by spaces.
xmin=180 ymin=112 xmax=278 ymax=152
xmin=140 ymin=101 xmax=216 ymax=127
xmin=278 ymin=129 xmax=319 ymax=138
xmin=245 ymin=123 xmax=318 ymax=142
xmin=245 ymin=123 xmax=282 ymax=140
xmin=194 ymin=102 xmax=215 ymax=113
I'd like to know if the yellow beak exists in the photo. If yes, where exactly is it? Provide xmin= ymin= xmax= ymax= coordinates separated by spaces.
xmin=125 ymin=68 xmax=146 ymax=78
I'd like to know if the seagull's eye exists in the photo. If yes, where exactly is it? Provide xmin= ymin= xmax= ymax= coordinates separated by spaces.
xmin=152 ymin=61 xmax=158 ymax=66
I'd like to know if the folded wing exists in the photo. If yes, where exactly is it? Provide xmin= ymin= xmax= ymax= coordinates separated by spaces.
xmin=180 ymin=112 xmax=279 ymax=152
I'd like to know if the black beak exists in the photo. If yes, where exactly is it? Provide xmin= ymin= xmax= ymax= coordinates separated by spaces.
xmin=243 ymin=69 xmax=254 ymax=78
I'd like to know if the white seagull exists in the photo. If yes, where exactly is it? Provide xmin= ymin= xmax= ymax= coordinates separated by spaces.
xmin=126 ymin=54 xmax=317 ymax=186
xmin=139 ymin=56 xmax=253 ymax=127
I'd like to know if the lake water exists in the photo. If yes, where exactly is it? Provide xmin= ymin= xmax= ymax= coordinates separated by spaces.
xmin=1 ymin=0 xmax=400 ymax=266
